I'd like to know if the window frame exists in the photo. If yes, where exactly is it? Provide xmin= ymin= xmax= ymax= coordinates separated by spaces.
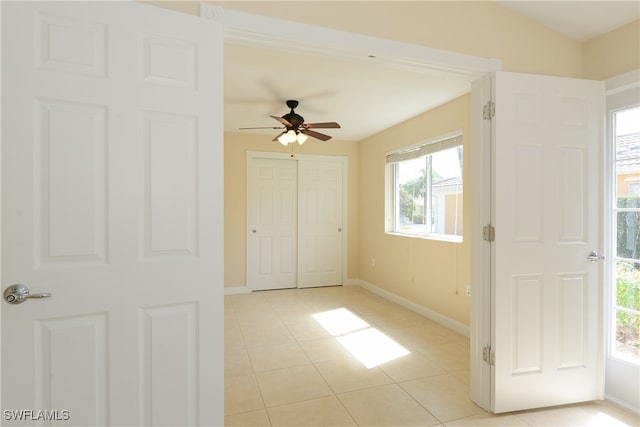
xmin=605 ymin=71 xmax=640 ymax=366
xmin=608 ymin=104 xmax=640 ymax=365
xmin=385 ymin=131 xmax=464 ymax=242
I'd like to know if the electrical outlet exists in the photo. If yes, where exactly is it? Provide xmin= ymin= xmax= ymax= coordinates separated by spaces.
xmin=466 ymin=286 xmax=471 ymax=296
xmin=371 ymin=258 xmax=376 ymax=267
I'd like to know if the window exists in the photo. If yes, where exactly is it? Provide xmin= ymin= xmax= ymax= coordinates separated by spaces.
xmin=386 ymin=132 xmax=463 ymax=241
xmin=611 ymin=105 xmax=640 ymax=364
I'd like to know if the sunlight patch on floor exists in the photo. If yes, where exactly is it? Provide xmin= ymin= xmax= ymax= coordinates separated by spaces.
xmin=588 ymin=412 xmax=630 ymax=426
xmin=337 ymin=327 xmax=410 ymax=368
xmin=312 ymin=308 xmax=410 ymax=368
xmin=312 ymin=308 xmax=370 ymax=336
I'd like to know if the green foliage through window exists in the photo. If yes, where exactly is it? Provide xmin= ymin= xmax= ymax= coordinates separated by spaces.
xmin=615 ymin=193 xmax=640 ymax=360
xmin=389 ymin=142 xmax=463 ymax=240
xmin=615 ymin=261 xmax=640 ymax=359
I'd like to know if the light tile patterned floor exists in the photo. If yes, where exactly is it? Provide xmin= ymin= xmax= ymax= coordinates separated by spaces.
xmin=224 ymin=285 xmax=639 ymax=426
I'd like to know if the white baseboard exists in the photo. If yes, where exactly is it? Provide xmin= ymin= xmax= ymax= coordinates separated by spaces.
xmin=605 ymin=394 xmax=640 ymax=416
xmin=356 ymin=279 xmax=470 ymax=337
xmin=224 ymin=279 xmax=470 ymax=337
xmin=224 ymin=286 xmax=250 ymax=295
xmin=227 ymin=279 xmax=360 ymax=293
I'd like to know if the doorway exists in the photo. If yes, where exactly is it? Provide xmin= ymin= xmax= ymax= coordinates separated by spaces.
xmin=247 ymin=153 xmax=346 ymax=291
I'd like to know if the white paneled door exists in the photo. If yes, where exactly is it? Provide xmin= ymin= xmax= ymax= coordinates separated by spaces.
xmin=247 ymin=158 xmax=298 ymax=291
xmin=492 ymin=71 xmax=604 ymax=412
xmin=247 ymin=155 xmax=344 ymax=291
xmin=298 ymin=159 xmax=344 ymax=288
xmin=1 ymin=2 xmax=223 ymax=426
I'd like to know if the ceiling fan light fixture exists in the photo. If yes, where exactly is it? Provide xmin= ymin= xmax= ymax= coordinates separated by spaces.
xmin=277 ymin=133 xmax=289 ymax=146
xmin=286 ymin=129 xmax=297 ymax=143
xmin=297 ymin=132 xmax=308 ymax=145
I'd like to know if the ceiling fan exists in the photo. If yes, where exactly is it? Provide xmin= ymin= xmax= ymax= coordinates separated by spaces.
xmin=240 ymin=100 xmax=341 ymax=145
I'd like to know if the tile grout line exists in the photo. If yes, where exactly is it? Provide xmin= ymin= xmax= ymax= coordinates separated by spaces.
xmin=229 ymin=288 xmax=471 ymax=425
xmin=227 ymin=298 xmax=274 ymax=426
xmin=292 ymin=291 xmax=447 ymax=426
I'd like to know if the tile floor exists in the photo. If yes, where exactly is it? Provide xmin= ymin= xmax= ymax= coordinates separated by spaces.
xmin=224 ymin=285 xmax=639 ymax=426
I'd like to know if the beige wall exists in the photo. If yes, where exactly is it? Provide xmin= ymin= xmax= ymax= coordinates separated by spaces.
xmin=213 ymin=1 xmax=583 ymax=78
xmin=224 ymin=132 xmax=360 ymax=288
xmin=359 ymin=95 xmax=471 ymax=326
xmin=148 ymin=1 xmax=640 ymax=81
xmin=583 ymin=19 xmax=640 ymax=80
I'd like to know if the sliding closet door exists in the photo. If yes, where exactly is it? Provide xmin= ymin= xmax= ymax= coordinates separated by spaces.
xmin=298 ymin=159 xmax=344 ymax=288
xmin=247 ymin=155 xmax=344 ymax=290
xmin=247 ymin=158 xmax=297 ymax=291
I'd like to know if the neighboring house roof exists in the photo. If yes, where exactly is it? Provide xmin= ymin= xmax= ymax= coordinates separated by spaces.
xmin=432 ymin=176 xmax=463 ymax=195
xmin=433 ymin=176 xmax=462 ymax=188
xmin=617 ymin=132 xmax=640 ymax=174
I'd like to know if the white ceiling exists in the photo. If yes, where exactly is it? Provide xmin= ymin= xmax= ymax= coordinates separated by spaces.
xmin=224 ymin=1 xmax=639 ymax=143
xmin=225 ymin=44 xmax=473 ymax=142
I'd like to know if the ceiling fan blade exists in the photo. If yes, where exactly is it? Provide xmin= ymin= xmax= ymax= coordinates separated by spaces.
xmin=304 ymin=122 xmax=341 ymax=129
xmin=270 ymin=115 xmax=293 ymax=127
xmin=301 ymin=129 xmax=332 ymax=141
xmin=239 ymin=126 xmax=284 ymax=130
xmin=272 ymin=131 xmax=285 ymax=142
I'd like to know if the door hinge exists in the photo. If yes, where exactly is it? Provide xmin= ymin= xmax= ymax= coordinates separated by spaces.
xmin=483 ymin=101 xmax=495 ymax=120
xmin=482 ymin=345 xmax=495 ymax=365
xmin=483 ymin=224 xmax=495 ymax=242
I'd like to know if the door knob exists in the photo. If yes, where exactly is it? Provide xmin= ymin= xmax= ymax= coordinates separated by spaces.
xmin=3 ymin=284 xmax=51 ymax=305
xmin=587 ymin=251 xmax=605 ymax=263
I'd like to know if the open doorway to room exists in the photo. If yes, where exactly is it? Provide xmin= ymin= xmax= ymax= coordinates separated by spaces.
xmin=218 ymin=8 xmax=485 ymax=307
xmin=210 ymin=0 xmax=492 ymax=400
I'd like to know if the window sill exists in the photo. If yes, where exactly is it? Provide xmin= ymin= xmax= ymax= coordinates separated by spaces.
xmin=385 ymin=231 xmax=463 ymax=243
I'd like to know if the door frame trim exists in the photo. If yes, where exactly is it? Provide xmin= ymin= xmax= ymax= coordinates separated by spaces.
xmin=470 ymin=74 xmax=494 ymax=411
xmin=202 ymin=3 xmax=500 ymax=410
xmin=246 ymin=151 xmax=349 ymax=290
xmin=215 ymin=7 xmax=496 ymax=78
